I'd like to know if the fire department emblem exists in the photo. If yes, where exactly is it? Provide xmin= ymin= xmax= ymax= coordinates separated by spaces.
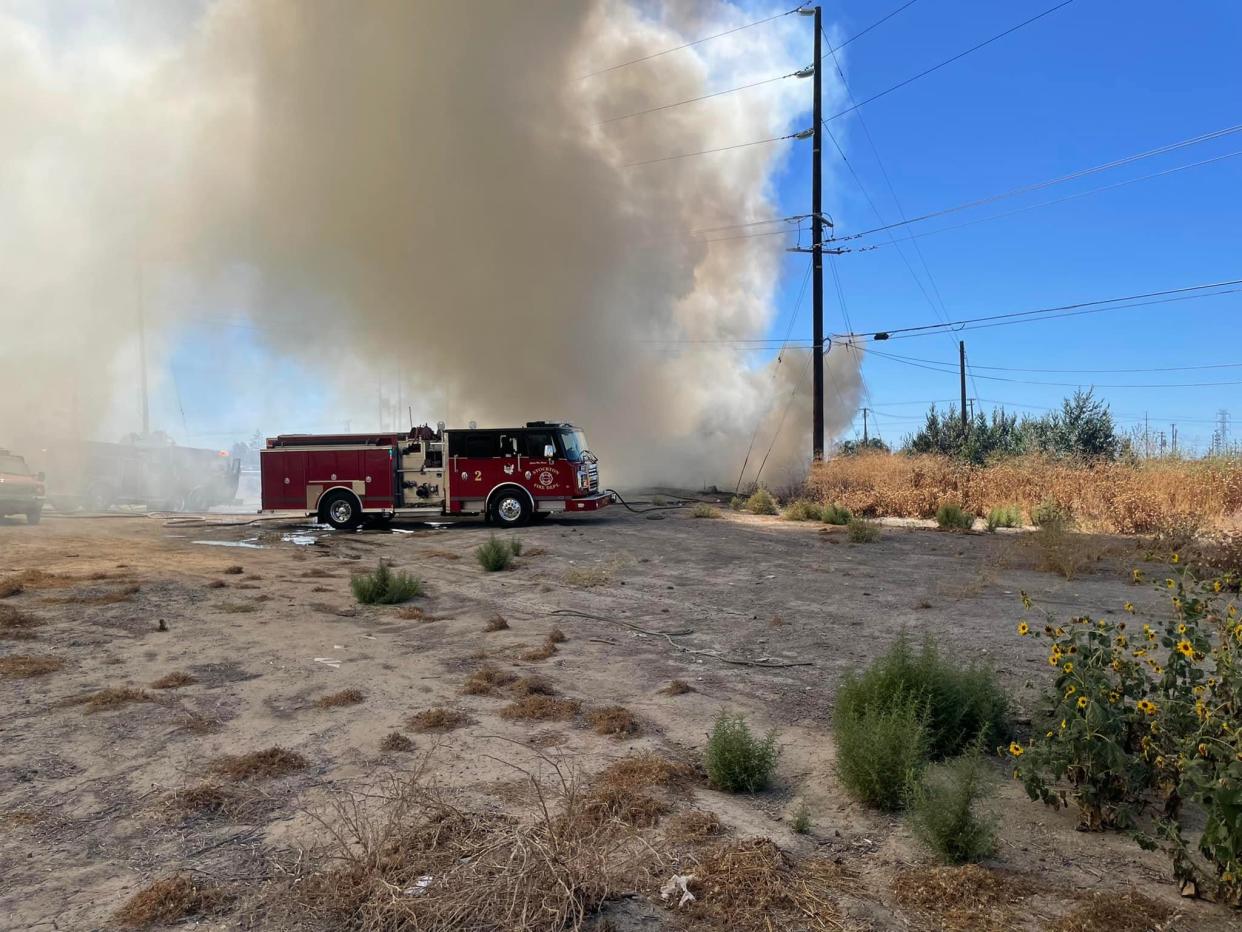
xmin=535 ymin=469 xmax=556 ymax=488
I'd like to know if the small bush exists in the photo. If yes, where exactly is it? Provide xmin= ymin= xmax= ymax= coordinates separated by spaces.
xmin=113 ymin=874 xmax=224 ymax=928
xmin=484 ymin=615 xmax=509 ymax=632
xmin=661 ymin=679 xmax=693 ymax=696
xmin=379 ymin=731 xmax=414 ymax=753
xmin=745 ymin=488 xmax=778 ymax=516
xmin=782 ymin=500 xmax=823 ymax=522
xmin=587 ymin=705 xmax=641 ymax=737
xmin=475 ymin=536 xmax=514 ymax=572
xmin=704 ymin=711 xmax=779 ymax=793
xmin=0 ymin=654 xmax=64 ymax=677
xmin=408 ymin=708 xmax=471 ymax=732
xmin=729 ymin=495 xmax=746 ymax=511
xmin=691 ymin=503 xmax=722 ymax=519
xmin=350 ymin=561 xmax=423 ymax=604
xmin=790 ymin=803 xmax=812 ymax=834
xmin=499 ymin=695 xmax=581 ymax=721
xmin=908 ymin=752 xmax=997 ymax=863
xmin=985 ymin=505 xmax=1022 ymax=531
xmin=847 ymin=518 xmax=880 ymax=543
xmin=207 ymin=747 xmax=308 ymax=781
xmin=315 ymin=688 xmax=364 ymax=709
xmin=821 ymin=503 xmax=852 ymax=525
xmin=1031 ymin=499 xmax=1073 ymax=528
xmin=834 ymin=693 xmax=927 ymax=811
xmin=150 ymin=672 xmax=197 ymax=689
xmin=508 ymin=537 xmax=523 ymax=557
xmin=935 ymin=503 xmax=974 ymax=531
xmin=835 ymin=638 xmax=1011 ymax=760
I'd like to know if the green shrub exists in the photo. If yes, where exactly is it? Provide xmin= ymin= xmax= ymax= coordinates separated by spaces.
xmin=729 ymin=495 xmax=746 ymax=511
xmin=908 ymin=752 xmax=997 ymax=863
xmin=783 ymin=500 xmax=823 ymax=522
xmin=847 ymin=517 xmax=880 ymax=543
xmin=691 ymin=503 xmax=722 ymax=519
xmin=985 ymin=505 xmax=1022 ymax=531
xmin=835 ymin=637 xmax=1010 ymax=760
xmin=790 ymin=803 xmax=812 ymax=835
xmin=935 ymin=503 xmax=974 ymax=531
xmin=745 ymin=489 xmax=778 ymax=516
xmin=351 ymin=561 xmax=423 ymax=604
xmin=833 ymin=693 xmax=927 ymax=811
xmin=704 ymin=711 xmax=780 ymax=793
xmin=1032 ymin=499 xmax=1073 ymax=528
xmin=821 ymin=503 xmax=852 ymax=525
xmin=475 ymin=536 xmax=514 ymax=572
xmin=508 ymin=536 xmax=523 ymax=557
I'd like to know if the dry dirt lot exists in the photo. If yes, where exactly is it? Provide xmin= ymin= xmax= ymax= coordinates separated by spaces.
xmin=0 ymin=503 xmax=1235 ymax=930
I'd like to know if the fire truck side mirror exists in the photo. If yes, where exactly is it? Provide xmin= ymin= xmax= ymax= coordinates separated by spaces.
xmin=543 ymin=444 xmax=556 ymax=459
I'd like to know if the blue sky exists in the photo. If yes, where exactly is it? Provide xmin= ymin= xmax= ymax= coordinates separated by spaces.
xmin=760 ymin=0 xmax=1242 ymax=452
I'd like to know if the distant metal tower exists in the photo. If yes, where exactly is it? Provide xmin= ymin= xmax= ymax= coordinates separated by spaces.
xmin=1213 ymin=409 xmax=1231 ymax=455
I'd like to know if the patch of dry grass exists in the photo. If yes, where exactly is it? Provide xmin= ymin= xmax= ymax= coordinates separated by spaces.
xmin=408 ymin=707 xmax=471 ymax=732
xmin=499 ymin=695 xmax=581 ymax=721
xmin=512 ymin=674 xmax=557 ymax=696
xmin=216 ymin=601 xmax=259 ymax=614
xmin=520 ymin=641 xmax=558 ymax=662
xmin=396 ymin=605 xmax=440 ymax=621
xmin=0 ymin=604 xmax=41 ymax=639
xmin=114 ymin=874 xmax=225 ymax=928
xmin=1050 ymin=891 xmax=1173 ymax=932
xmin=315 ymin=688 xmax=365 ymax=709
xmin=379 ymin=731 xmax=415 ymax=753
xmin=150 ymin=671 xmax=197 ymax=689
xmin=546 ymin=626 xmax=567 ymax=644
xmin=67 ymin=686 xmax=153 ymax=713
xmin=166 ymin=782 xmax=248 ymax=821
xmin=678 ymin=838 xmax=850 ymax=931
xmin=206 ymin=579 xmax=227 ymax=589
xmin=208 ymin=747 xmax=309 ymax=781
xmin=665 ymin=809 xmax=723 ymax=843
xmin=484 ymin=614 xmax=510 ymax=632
xmin=43 ymin=583 xmax=140 ymax=605
xmin=0 ymin=569 xmax=73 ymax=598
xmin=462 ymin=664 xmax=518 ymax=696
xmin=222 ymin=565 xmax=245 ymax=574
xmin=176 ymin=712 xmax=222 ymax=735
xmin=0 ymin=654 xmax=65 ymax=677
xmin=810 ymin=451 xmax=1242 ymax=534
xmin=586 ymin=705 xmax=641 ymax=738
xmin=892 ymin=864 xmax=1035 ymax=932
xmin=661 ymin=679 xmax=693 ymax=696
xmin=564 ymin=565 xmax=612 ymax=588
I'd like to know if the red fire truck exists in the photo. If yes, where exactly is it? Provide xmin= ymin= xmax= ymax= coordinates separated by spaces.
xmin=260 ymin=421 xmax=613 ymax=529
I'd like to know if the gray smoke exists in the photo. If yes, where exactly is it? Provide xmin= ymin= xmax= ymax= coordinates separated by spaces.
xmin=0 ymin=0 xmax=861 ymax=487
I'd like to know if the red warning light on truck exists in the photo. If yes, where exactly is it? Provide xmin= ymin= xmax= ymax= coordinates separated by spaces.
xmin=260 ymin=421 xmax=613 ymax=529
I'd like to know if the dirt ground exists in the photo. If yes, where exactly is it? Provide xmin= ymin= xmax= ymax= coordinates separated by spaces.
xmin=0 ymin=501 xmax=1236 ymax=931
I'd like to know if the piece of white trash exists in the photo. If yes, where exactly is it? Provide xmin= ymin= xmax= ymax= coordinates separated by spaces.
xmin=660 ymin=874 xmax=696 ymax=908
xmin=313 ymin=657 xmax=342 ymax=669
xmin=403 ymin=875 xmax=433 ymax=896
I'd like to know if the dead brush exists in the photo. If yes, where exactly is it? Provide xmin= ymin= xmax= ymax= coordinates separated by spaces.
xmin=216 ymin=601 xmax=259 ymax=614
xmin=586 ymin=705 xmax=641 ymax=738
xmin=396 ymin=605 xmax=435 ymax=621
xmin=208 ymin=747 xmax=309 ymax=781
xmin=165 ymin=782 xmax=251 ymax=821
xmin=511 ymin=674 xmax=557 ymax=697
xmin=564 ymin=565 xmax=612 ymax=588
xmin=114 ymin=874 xmax=226 ymax=928
xmin=462 ymin=664 xmax=518 ymax=695
xmin=546 ymin=626 xmax=567 ymax=644
xmin=1050 ymin=890 xmax=1172 ymax=932
xmin=43 ymin=583 xmax=140 ymax=605
xmin=275 ymin=755 xmax=655 ymax=932
xmin=520 ymin=641 xmax=558 ymax=662
xmin=675 ymin=838 xmax=851 ymax=931
xmin=0 ymin=654 xmax=64 ymax=677
xmin=661 ymin=679 xmax=693 ymax=696
xmin=223 ymin=565 xmax=245 ymax=575
xmin=484 ymin=614 xmax=510 ymax=632
xmin=665 ymin=810 xmax=723 ymax=844
xmin=67 ymin=687 xmax=154 ymax=713
xmin=315 ymin=688 xmax=365 ymax=709
xmin=0 ymin=604 xmax=41 ymax=639
xmin=408 ymin=707 xmax=471 ymax=732
xmin=0 ymin=569 xmax=73 ymax=598
xmin=892 ymin=864 xmax=1035 ymax=932
xmin=150 ymin=671 xmax=197 ymax=689
xmin=500 ymin=695 xmax=581 ymax=721
xmin=380 ymin=731 xmax=415 ymax=753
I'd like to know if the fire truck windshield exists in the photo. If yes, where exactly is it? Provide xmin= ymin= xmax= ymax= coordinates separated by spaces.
xmin=0 ymin=455 xmax=29 ymax=475
xmin=559 ymin=429 xmax=591 ymax=463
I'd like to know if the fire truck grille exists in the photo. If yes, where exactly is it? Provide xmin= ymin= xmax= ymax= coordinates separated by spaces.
xmin=586 ymin=463 xmax=599 ymax=493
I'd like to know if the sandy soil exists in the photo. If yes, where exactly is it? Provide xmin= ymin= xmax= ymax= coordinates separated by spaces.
xmin=0 ymin=503 xmax=1234 ymax=930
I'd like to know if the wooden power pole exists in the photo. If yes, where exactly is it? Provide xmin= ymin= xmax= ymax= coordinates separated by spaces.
xmin=959 ymin=340 xmax=968 ymax=429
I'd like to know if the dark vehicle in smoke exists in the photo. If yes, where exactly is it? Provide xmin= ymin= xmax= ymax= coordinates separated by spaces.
xmin=261 ymin=421 xmax=611 ymax=529
xmin=37 ymin=433 xmax=241 ymax=513
xmin=0 ymin=449 xmax=46 ymax=524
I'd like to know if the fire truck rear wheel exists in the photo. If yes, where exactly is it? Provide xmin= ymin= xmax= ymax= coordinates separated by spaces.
xmin=320 ymin=490 xmax=363 ymax=531
xmin=26 ymin=509 xmax=41 ymax=526
xmin=490 ymin=489 xmax=531 ymax=528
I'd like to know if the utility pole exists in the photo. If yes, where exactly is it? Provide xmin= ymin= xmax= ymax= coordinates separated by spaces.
xmin=862 ymin=408 xmax=869 ymax=444
xmin=1171 ymin=423 xmax=1178 ymax=454
xmin=811 ymin=4 xmax=825 ymax=461
xmin=959 ymin=341 xmax=968 ymax=429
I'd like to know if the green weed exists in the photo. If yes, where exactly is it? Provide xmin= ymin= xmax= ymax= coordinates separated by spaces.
xmin=350 ymin=561 xmax=423 ymax=604
xmin=704 ymin=711 xmax=779 ymax=793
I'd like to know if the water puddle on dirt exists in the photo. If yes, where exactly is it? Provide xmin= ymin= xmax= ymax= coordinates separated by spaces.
xmin=191 ymin=539 xmax=265 ymax=549
xmin=281 ymin=533 xmax=319 ymax=546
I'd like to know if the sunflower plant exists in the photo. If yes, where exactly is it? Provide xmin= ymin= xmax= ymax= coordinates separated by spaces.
xmin=1013 ymin=566 xmax=1242 ymax=907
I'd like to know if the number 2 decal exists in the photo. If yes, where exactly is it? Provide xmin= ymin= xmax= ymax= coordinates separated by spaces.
xmin=474 ymin=470 xmax=482 ymax=482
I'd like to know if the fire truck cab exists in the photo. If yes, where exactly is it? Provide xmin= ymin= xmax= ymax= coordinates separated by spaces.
xmin=260 ymin=421 xmax=612 ymax=530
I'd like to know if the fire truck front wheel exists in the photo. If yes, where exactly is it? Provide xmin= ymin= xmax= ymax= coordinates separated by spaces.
xmin=489 ymin=487 xmax=532 ymax=528
xmin=319 ymin=490 xmax=364 ymax=531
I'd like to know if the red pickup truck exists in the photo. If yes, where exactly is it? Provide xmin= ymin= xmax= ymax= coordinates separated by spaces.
xmin=0 ymin=449 xmax=45 ymax=525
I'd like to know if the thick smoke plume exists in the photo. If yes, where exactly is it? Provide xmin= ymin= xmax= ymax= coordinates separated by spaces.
xmin=0 ymin=0 xmax=861 ymax=487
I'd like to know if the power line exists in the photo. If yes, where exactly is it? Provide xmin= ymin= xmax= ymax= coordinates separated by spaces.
xmin=622 ymin=131 xmax=803 ymax=168
xmin=822 ymin=0 xmax=923 ymax=57
xmin=837 ymin=122 xmax=1242 ymax=242
xmin=840 ymin=278 xmax=1242 ymax=340
xmin=866 ymin=349 xmax=1242 ymax=375
xmin=824 ymin=0 xmax=1077 ymax=122
xmin=580 ymin=6 xmax=801 ymax=80
xmin=597 ymin=71 xmax=802 ymax=126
